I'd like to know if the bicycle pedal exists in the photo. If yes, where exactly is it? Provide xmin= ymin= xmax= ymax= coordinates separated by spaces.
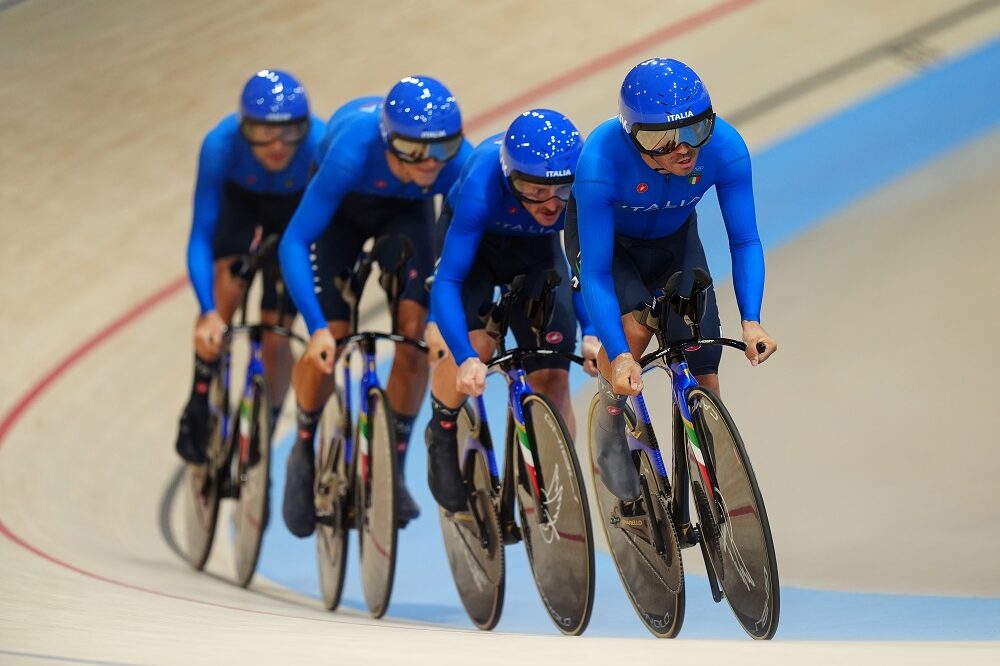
xmin=678 ymin=522 xmax=701 ymax=548
xmin=501 ymin=522 xmax=522 ymax=545
xmin=315 ymin=512 xmax=334 ymax=527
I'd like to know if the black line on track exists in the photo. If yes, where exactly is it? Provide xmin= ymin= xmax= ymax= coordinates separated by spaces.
xmin=0 ymin=0 xmax=31 ymax=13
xmin=728 ymin=0 xmax=999 ymax=125
xmin=158 ymin=465 xmax=185 ymax=561
xmin=0 ymin=649 xmax=152 ymax=666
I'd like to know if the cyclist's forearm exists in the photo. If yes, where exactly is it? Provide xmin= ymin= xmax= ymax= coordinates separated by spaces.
xmin=581 ymin=271 xmax=627 ymax=360
xmin=430 ymin=276 xmax=477 ymax=364
xmin=279 ymin=232 xmax=327 ymax=334
xmin=572 ymin=289 xmax=596 ymax=337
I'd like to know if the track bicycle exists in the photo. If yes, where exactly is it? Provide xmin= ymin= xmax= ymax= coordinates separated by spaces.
xmin=587 ymin=267 xmax=779 ymax=639
xmin=438 ymin=270 xmax=595 ymax=635
xmin=313 ymin=235 xmax=427 ymax=618
xmin=182 ymin=233 xmax=305 ymax=587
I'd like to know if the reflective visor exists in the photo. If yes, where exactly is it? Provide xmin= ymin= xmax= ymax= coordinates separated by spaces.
xmin=388 ymin=133 xmax=464 ymax=163
xmin=240 ymin=118 xmax=311 ymax=146
xmin=630 ymin=110 xmax=716 ymax=156
xmin=510 ymin=174 xmax=574 ymax=204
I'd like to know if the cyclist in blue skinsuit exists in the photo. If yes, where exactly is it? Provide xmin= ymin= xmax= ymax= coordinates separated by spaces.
xmin=175 ymin=69 xmax=325 ymax=465
xmin=566 ymin=58 xmax=778 ymax=502
xmin=425 ymin=110 xmax=599 ymax=511
xmin=278 ymin=76 xmax=473 ymax=536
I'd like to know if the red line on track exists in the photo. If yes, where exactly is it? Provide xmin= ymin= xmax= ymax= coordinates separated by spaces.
xmin=464 ymin=0 xmax=758 ymax=133
xmin=0 ymin=0 xmax=757 ymax=616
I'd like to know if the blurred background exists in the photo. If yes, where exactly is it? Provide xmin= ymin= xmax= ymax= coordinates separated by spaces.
xmin=2 ymin=1 xmax=999 ymax=663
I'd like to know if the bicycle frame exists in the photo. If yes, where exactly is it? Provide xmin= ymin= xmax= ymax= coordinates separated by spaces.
xmin=623 ymin=336 xmax=746 ymax=546
xmin=463 ymin=347 xmax=583 ymax=532
xmin=217 ymin=232 xmax=304 ymax=480
xmin=335 ymin=332 xmax=423 ymax=485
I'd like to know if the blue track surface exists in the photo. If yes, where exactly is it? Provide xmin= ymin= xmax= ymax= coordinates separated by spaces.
xmin=254 ymin=37 xmax=1000 ymax=640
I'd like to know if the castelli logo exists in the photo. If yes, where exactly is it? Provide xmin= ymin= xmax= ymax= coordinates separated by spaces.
xmin=375 ymin=179 xmax=387 ymax=189
xmin=636 ymin=182 xmax=648 ymax=194
xmin=195 ymin=381 xmax=209 ymax=395
xmin=509 ymin=207 xmax=518 ymax=215
xmin=246 ymin=175 xmax=257 ymax=186
xmin=607 ymin=406 xmax=622 ymax=416
xmin=545 ymin=331 xmax=564 ymax=345
xmin=440 ymin=420 xmax=456 ymax=430
xmin=408 ymin=268 xmax=418 ymax=280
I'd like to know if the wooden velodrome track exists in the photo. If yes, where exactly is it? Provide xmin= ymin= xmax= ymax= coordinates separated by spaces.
xmin=2 ymin=0 xmax=999 ymax=663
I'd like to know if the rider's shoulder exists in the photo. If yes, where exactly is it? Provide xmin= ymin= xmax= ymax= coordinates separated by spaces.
xmin=705 ymin=116 xmax=750 ymax=162
xmin=198 ymin=114 xmax=242 ymax=167
xmin=201 ymin=113 xmax=240 ymax=146
xmin=576 ymin=118 xmax=628 ymax=181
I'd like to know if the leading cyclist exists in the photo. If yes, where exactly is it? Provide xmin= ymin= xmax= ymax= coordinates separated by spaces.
xmin=567 ymin=58 xmax=777 ymax=502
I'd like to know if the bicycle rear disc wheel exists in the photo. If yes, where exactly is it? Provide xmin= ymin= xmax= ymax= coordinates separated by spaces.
xmin=515 ymin=394 xmax=594 ymax=636
xmin=232 ymin=375 xmax=271 ymax=588
xmin=356 ymin=387 xmax=399 ymax=618
xmin=316 ymin=388 xmax=351 ymax=611
xmin=182 ymin=365 xmax=229 ymax=570
xmin=438 ymin=403 xmax=505 ymax=630
xmin=687 ymin=386 xmax=780 ymax=639
xmin=587 ymin=395 xmax=685 ymax=638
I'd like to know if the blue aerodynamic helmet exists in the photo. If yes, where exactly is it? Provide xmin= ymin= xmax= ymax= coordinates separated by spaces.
xmin=500 ymin=109 xmax=582 ymax=204
xmin=381 ymin=75 xmax=464 ymax=163
xmin=618 ymin=58 xmax=716 ymax=156
xmin=240 ymin=69 xmax=310 ymax=123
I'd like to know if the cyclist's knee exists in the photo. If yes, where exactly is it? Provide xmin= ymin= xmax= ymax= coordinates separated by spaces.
xmin=695 ymin=372 xmax=720 ymax=394
xmin=470 ymin=330 xmax=497 ymax=360
xmin=393 ymin=342 xmax=427 ymax=374
xmin=396 ymin=302 xmax=427 ymax=340
xmin=528 ymin=368 xmax=570 ymax=400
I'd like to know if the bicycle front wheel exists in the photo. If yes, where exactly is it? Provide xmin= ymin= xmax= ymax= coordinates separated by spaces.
xmin=355 ymin=387 xmax=399 ymax=618
xmin=232 ymin=375 xmax=271 ymax=588
xmin=515 ymin=393 xmax=594 ymax=636
xmin=586 ymin=394 xmax=685 ymax=638
xmin=182 ymin=361 xmax=229 ymax=570
xmin=687 ymin=386 xmax=780 ymax=639
xmin=316 ymin=388 xmax=351 ymax=611
xmin=438 ymin=403 xmax=505 ymax=630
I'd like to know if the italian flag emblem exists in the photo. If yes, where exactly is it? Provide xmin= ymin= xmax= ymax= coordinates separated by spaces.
xmin=688 ymin=174 xmax=701 ymax=185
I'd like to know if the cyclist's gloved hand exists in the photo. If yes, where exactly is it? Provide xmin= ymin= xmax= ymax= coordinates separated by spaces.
xmin=424 ymin=322 xmax=450 ymax=367
xmin=305 ymin=328 xmax=336 ymax=375
xmin=456 ymin=357 xmax=488 ymax=397
xmin=194 ymin=310 xmax=226 ymax=359
xmin=741 ymin=320 xmax=777 ymax=366
xmin=581 ymin=335 xmax=601 ymax=377
xmin=610 ymin=352 xmax=643 ymax=396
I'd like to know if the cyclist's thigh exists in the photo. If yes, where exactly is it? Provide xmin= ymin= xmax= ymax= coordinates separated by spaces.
xmin=314 ymin=196 xmax=370 ymax=323
xmin=377 ymin=197 xmax=436 ymax=308
xmin=660 ymin=212 xmax=722 ymax=375
xmin=510 ymin=235 xmax=575 ymax=373
xmin=212 ymin=183 xmax=259 ymax=260
xmin=257 ymin=191 xmax=302 ymax=316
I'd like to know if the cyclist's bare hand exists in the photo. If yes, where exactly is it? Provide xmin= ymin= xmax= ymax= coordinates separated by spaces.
xmin=742 ymin=320 xmax=777 ymax=366
xmin=305 ymin=328 xmax=336 ymax=374
xmin=194 ymin=310 xmax=226 ymax=359
xmin=611 ymin=352 xmax=643 ymax=395
xmin=456 ymin=357 xmax=488 ymax=397
xmin=581 ymin=335 xmax=601 ymax=377
xmin=424 ymin=322 xmax=450 ymax=367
